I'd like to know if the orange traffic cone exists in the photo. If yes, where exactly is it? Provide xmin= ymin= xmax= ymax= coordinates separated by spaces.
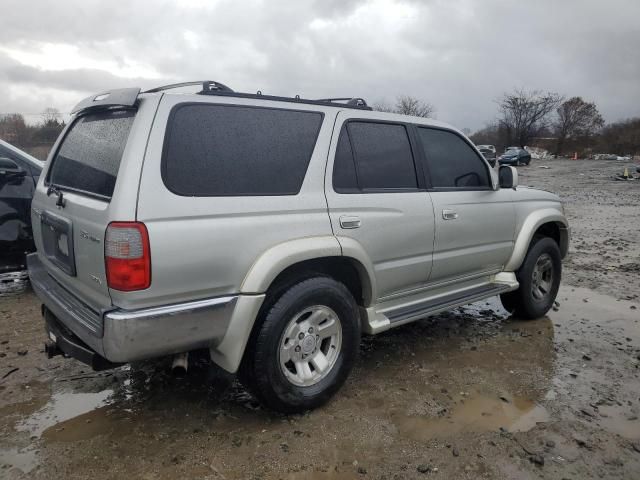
xmin=573 ymin=152 xmax=578 ymax=160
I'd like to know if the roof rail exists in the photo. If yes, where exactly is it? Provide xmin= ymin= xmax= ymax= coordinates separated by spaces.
xmin=198 ymin=91 xmax=372 ymax=110
xmin=315 ymin=97 xmax=370 ymax=108
xmin=143 ymin=80 xmax=234 ymax=94
xmin=143 ymin=80 xmax=372 ymax=110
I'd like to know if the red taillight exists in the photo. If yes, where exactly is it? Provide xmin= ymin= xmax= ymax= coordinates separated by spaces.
xmin=105 ymin=222 xmax=151 ymax=291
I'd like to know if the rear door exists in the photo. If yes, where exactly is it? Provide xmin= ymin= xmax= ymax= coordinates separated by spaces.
xmin=415 ymin=126 xmax=515 ymax=284
xmin=325 ymin=113 xmax=435 ymax=301
xmin=31 ymin=109 xmax=141 ymax=311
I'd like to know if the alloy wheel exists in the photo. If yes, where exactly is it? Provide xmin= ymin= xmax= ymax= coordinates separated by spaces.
xmin=278 ymin=305 xmax=342 ymax=387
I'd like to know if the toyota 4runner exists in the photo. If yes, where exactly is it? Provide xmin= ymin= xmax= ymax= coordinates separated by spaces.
xmin=28 ymin=81 xmax=569 ymax=412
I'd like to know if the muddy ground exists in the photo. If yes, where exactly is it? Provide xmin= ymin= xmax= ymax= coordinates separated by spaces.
xmin=1 ymin=158 xmax=639 ymax=479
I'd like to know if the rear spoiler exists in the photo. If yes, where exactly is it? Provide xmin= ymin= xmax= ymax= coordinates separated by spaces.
xmin=71 ymin=88 xmax=141 ymax=115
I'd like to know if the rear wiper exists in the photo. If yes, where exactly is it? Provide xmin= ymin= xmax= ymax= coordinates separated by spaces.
xmin=47 ymin=185 xmax=66 ymax=208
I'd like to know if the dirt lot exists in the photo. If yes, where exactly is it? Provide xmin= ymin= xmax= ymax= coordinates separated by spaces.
xmin=1 ymin=158 xmax=639 ymax=479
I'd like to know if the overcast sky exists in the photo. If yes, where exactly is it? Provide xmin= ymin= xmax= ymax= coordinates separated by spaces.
xmin=1 ymin=0 xmax=638 ymax=130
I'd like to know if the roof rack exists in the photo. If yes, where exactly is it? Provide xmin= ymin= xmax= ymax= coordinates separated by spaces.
xmin=143 ymin=80 xmax=372 ymax=110
xmin=143 ymin=80 xmax=234 ymax=94
xmin=198 ymin=90 xmax=372 ymax=110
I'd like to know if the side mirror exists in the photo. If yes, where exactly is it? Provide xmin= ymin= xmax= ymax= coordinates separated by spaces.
xmin=499 ymin=165 xmax=518 ymax=189
xmin=0 ymin=157 xmax=26 ymax=178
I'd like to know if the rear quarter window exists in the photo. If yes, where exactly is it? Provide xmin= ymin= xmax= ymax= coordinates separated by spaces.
xmin=48 ymin=110 xmax=135 ymax=199
xmin=162 ymin=103 xmax=323 ymax=196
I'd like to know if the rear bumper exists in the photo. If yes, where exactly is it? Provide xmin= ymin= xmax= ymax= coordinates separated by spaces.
xmin=28 ymin=253 xmax=239 ymax=365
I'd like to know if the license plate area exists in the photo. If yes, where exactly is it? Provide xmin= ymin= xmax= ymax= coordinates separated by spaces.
xmin=41 ymin=211 xmax=76 ymax=276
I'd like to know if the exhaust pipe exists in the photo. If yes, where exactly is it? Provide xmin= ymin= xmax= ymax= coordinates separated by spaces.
xmin=171 ymin=352 xmax=189 ymax=375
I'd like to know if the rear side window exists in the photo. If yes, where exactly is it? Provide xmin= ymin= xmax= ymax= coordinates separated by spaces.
xmin=333 ymin=121 xmax=417 ymax=192
xmin=48 ymin=110 xmax=135 ymax=199
xmin=162 ymin=104 xmax=323 ymax=196
xmin=417 ymin=128 xmax=490 ymax=189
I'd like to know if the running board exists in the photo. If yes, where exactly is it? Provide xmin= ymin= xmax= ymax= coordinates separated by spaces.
xmin=387 ymin=283 xmax=512 ymax=325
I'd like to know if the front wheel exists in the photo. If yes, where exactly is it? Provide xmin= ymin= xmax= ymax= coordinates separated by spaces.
xmin=239 ymin=276 xmax=360 ymax=413
xmin=500 ymin=236 xmax=561 ymax=319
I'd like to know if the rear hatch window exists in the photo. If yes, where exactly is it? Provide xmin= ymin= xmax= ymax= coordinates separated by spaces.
xmin=47 ymin=110 xmax=135 ymax=200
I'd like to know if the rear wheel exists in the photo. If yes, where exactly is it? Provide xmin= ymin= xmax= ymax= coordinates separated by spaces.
xmin=239 ymin=276 xmax=360 ymax=413
xmin=500 ymin=236 xmax=561 ymax=319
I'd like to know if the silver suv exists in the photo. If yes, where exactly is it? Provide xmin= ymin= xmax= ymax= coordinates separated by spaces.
xmin=28 ymin=81 xmax=569 ymax=412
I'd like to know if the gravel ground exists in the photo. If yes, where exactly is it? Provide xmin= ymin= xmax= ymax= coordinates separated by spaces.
xmin=0 ymin=158 xmax=639 ymax=479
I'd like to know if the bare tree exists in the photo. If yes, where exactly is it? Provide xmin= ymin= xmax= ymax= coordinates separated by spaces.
xmin=394 ymin=95 xmax=435 ymax=118
xmin=497 ymin=89 xmax=563 ymax=147
xmin=41 ymin=107 xmax=62 ymax=127
xmin=374 ymin=95 xmax=435 ymax=118
xmin=554 ymin=97 xmax=604 ymax=155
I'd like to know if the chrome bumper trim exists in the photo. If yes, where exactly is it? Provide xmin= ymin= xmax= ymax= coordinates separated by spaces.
xmin=105 ymin=296 xmax=235 ymax=322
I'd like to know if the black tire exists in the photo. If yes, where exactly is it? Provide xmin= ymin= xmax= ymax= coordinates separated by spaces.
xmin=500 ymin=236 xmax=561 ymax=319
xmin=239 ymin=276 xmax=360 ymax=413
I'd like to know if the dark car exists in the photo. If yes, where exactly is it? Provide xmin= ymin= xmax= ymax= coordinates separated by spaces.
xmin=477 ymin=146 xmax=497 ymax=167
xmin=498 ymin=147 xmax=531 ymax=166
xmin=0 ymin=140 xmax=44 ymax=272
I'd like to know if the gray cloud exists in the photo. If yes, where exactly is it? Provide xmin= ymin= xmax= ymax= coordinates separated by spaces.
xmin=1 ymin=0 xmax=639 ymax=130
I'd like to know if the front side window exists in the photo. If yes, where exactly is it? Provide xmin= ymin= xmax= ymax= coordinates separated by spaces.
xmin=417 ymin=127 xmax=490 ymax=189
xmin=332 ymin=121 xmax=417 ymax=192
xmin=162 ymin=104 xmax=323 ymax=196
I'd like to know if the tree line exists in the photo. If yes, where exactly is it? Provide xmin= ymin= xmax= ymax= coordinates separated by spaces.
xmin=0 ymin=108 xmax=66 ymax=159
xmin=377 ymin=91 xmax=638 ymax=157
xmin=471 ymin=89 xmax=611 ymax=156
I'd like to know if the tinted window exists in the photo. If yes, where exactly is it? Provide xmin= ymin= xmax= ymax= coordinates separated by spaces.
xmin=332 ymin=125 xmax=358 ymax=192
xmin=417 ymin=128 xmax=490 ymax=188
xmin=347 ymin=122 xmax=417 ymax=190
xmin=48 ymin=110 xmax=135 ymax=199
xmin=163 ymin=104 xmax=323 ymax=196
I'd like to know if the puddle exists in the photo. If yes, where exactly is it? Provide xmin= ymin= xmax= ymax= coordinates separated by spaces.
xmin=0 ymin=446 xmax=39 ymax=474
xmin=17 ymin=389 xmax=114 ymax=438
xmin=393 ymin=393 xmax=550 ymax=441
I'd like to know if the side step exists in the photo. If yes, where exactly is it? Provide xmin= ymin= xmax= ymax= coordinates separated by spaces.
xmin=387 ymin=283 xmax=512 ymax=325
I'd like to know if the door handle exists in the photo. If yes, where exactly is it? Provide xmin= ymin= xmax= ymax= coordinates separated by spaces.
xmin=442 ymin=209 xmax=458 ymax=220
xmin=339 ymin=216 xmax=361 ymax=229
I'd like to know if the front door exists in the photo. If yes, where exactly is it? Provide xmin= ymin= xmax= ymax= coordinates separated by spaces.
xmin=414 ymin=126 xmax=515 ymax=284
